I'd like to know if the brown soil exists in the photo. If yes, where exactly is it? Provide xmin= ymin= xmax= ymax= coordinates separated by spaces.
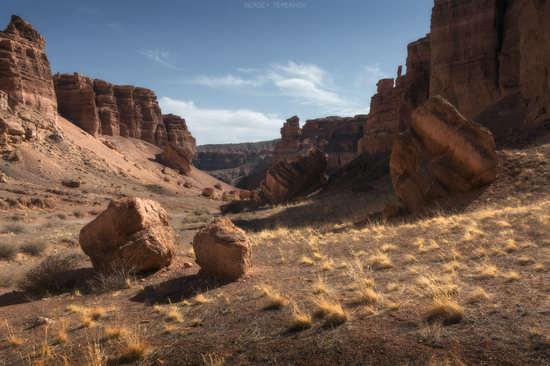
xmin=0 ymin=119 xmax=549 ymax=365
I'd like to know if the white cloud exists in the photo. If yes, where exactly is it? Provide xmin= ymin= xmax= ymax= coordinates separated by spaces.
xmin=355 ymin=64 xmax=388 ymax=88
xmin=274 ymin=78 xmax=348 ymax=107
xmin=189 ymin=75 xmax=264 ymax=89
xmin=159 ymin=97 xmax=283 ymax=145
xmin=137 ymin=50 xmax=179 ymax=70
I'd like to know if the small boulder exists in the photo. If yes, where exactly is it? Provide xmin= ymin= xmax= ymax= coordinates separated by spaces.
xmin=202 ymin=187 xmax=215 ymax=197
xmin=6 ymin=149 xmax=21 ymax=162
xmin=192 ymin=218 xmax=251 ymax=280
xmin=390 ymin=96 xmax=498 ymax=212
xmin=79 ymin=197 xmax=177 ymax=272
xmin=0 ymin=173 xmax=6 ymax=183
xmin=214 ymin=183 xmax=223 ymax=191
xmin=222 ymin=191 xmax=240 ymax=202
xmin=62 ymin=179 xmax=81 ymax=188
xmin=183 ymin=181 xmax=193 ymax=189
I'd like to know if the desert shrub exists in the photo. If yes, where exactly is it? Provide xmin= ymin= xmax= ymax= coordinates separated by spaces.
xmin=19 ymin=241 xmax=47 ymax=256
xmin=0 ymin=263 xmax=29 ymax=287
xmin=20 ymin=253 xmax=82 ymax=293
xmin=145 ymin=184 xmax=166 ymax=194
xmin=181 ymin=208 xmax=213 ymax=225
xmin=88 ymin=266 xmax=137 ymax=293
xmin=73 ymin=210 xmax=86 ymax=218
xmin=0 ymin=224 xmax=28 ymax=234
xmin=0 ymin=242 xmax=19 ymax=260
xmin=56 ymin=213 xmax=68 ymax=220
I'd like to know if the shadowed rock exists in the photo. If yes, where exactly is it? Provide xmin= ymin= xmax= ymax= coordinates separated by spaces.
xmin=390 ymin=96 xmax=498 ymax=212
xmin=260 ymin=148 xmax=328 ymax=205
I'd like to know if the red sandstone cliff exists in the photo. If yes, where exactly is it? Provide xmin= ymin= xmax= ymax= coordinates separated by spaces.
xmin=273 ymin=115 xmax=364 ymax=173
xmin=53 ymin=73 xmax=195 ymax=153
xmin=358 ymin=0 xmax=550 ymax=156
xmin=0 ymin=15 xmax=57 ymax=121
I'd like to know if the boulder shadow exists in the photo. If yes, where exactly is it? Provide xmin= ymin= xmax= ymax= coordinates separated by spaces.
xmin=0 ymin=267 xmax=95 ymax=307
xmin=130 ymin=272 xmax=231 ymax=305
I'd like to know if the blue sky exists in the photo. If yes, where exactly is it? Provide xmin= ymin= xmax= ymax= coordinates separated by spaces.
xmin=0 ymin=0 xmax=433 ymax=144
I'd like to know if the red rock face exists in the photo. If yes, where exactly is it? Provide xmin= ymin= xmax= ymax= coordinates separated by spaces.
xmin=390 ymin=96 xmax=498 ymax=212
xmin=53 ymin=73 xmax=194 ymax=149
xmin=0 ymin=15 xmax=57 ymax=120
xmin=518 ymin=0 xmax=550 ymax=127
xmin=273 ymin=115 xmax=364 ymax=173
xmin=162 ymin=114 xmax=196 ymax=149
xmin=93 ymin=79 xmax=120 ymax=136
xmin=273 ymin=115 xmax=301 ymax=164
xmin=53 ymin=73 xmax=100 ymax=136
xmin=429 ymin=0 xmax=521 ymax=118
xmin=260 ymin=148 xmax=328 ymax=205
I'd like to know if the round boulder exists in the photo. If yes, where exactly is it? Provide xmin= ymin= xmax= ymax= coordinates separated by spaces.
xmin=79 ymin=197 xmax=177 ymax=272
xmin=192 ymin=218 xmax=251 ymax=280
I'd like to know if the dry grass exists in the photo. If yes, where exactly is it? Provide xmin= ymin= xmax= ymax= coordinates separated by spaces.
xmin=313 ymin=297 xmax=348 ymax=327
xmin=288 ymin=306 xmax=313 ymax=332
xmin=504 ymin=239 xmax=518 ymax=253
xmin=194 ymin=293 xmax=211 ymax=305
xmin=476 ymin=263 xmax=498 ymax=279
xmin=118 ymin=328 xmax=150 ymax=362
xmin=5 ymin=321 xmax=23 ymax=347
xmin=104 ymin=326 xmax=128 ymax=340
xmin=467 ymin=287 xmax=491 ymax=303
xmin=202 ymin=353 xmax=226 ymax=366
xmin=165 ymin=306 xmax=184 ymax=323
xmin=85 ymin=341 xmax=105 ymax=366
xmin=312 ymin=276 xmax=329 ymax=295
xmin=257 ymin=285 xmax=288 ymax=310
xmin=424 ymin=297 xmax=464 ymax=325
xmin=367 ymin=252 xmax=392 ymax=269
xmin=503 ymin=271 xmax=521 ymax=282
xmin=517 ymin=256 xmax=535 ymax=266
xmin=300 ymin=256 xmax=315 ymax=266
xmin=55 ymin=320 xmax=69 ymax=344
xmin=20 ymin=252 xmax=81 ymax=293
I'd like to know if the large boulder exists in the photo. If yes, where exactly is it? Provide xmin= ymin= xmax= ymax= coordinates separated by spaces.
xmin=192 ymin=218 xmax=251 ymax=280
xmin=390 ymin=96 xmax=498 ymax=212
xmin=159 ymin=141 xmax=196 ymax=174
xmin=260 ymin=148 xmax=328 ymax=205
xmin=79 ymin=197 xmax=177 ymax=272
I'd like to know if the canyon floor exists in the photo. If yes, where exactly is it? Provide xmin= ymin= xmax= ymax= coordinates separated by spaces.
xmin=0 ymin=119 xmax=549 ymax=365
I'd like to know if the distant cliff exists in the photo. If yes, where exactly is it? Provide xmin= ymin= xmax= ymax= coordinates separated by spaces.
xmin=194 ymin=140 xmax=279 ymax=189
xmin=273 ymin=116 xmax=365 ymax=173
xmin=53 ymin=73 xmax=195 ymax=151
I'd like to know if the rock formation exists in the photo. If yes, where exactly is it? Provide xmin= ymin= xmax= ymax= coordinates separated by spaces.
xmin=192 ymin=218 xmax=252 ymax=280
xmin=93 ymin=79 xmax=120 ymax=136
xmin=79 ymin=197 xmax=177 ymax=272
xmin=273 ymin=115 xmax=364 ymax=173
xmin=194 ymin=140 xmax=278 ymax=189
xmin=53 ymin=73 xmax=195 ymax=151
xmin=0 ymin=15 xmax=57 ymax=120
xmin=162 ymin=114 xmax=195 ymax=150
xmin=159 ymin=141 xmax=196 ymax=175
xmin=53 ymin=73 xmax=100 ymax=136
xmin=390 ymin=96 xmax=498 ymax=212
xmin=357 ymin=0 xmax=550 ymax=156
xmin=260 ymin=148 xmax=328 ymax=205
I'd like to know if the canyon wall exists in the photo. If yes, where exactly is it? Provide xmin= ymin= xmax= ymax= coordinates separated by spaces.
xmin=0 ymin=15 xmax=57 ymax=120
xmin=273 ymin=115 xmax=364 ymax=173
xmin=53 ymin=73 xmax=194 ymax=150
xmin=195 ymin=140 xmax=278 ymax=189
xmin=358 ymin=0 xmax=550 ymax=157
